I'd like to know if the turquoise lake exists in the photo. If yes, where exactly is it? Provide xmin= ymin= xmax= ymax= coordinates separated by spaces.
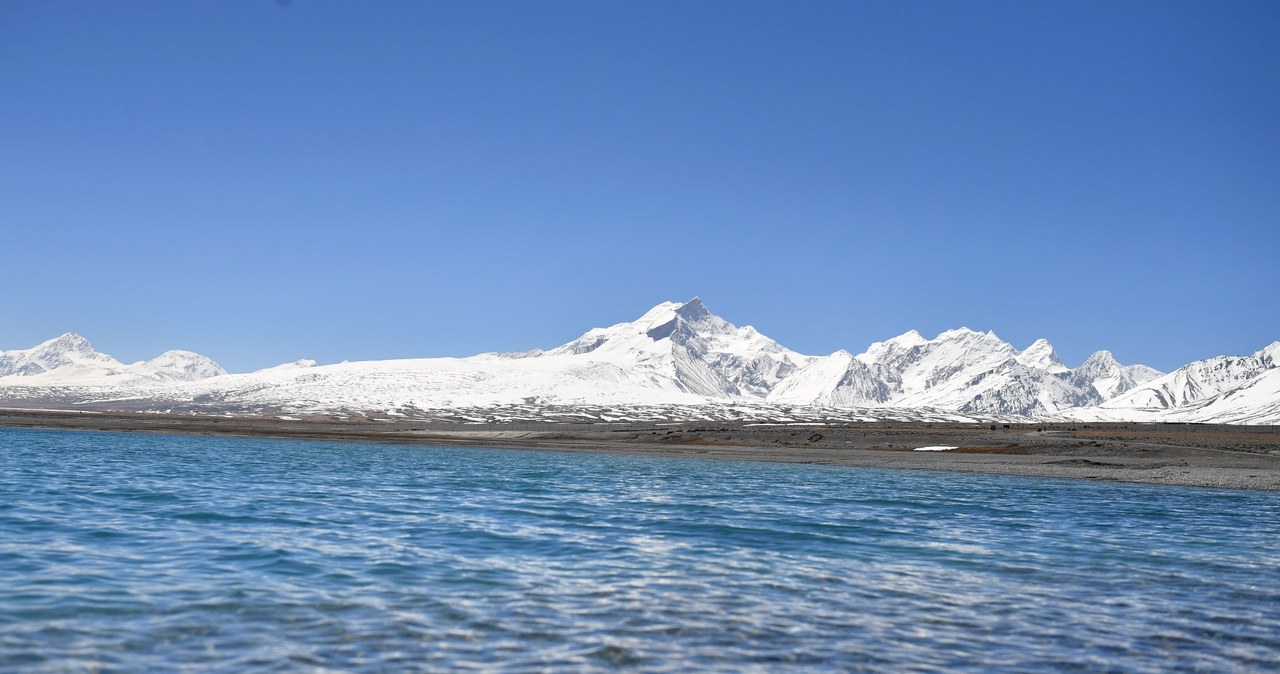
xmin=2 ymin=428 xmax=1278 ymax=672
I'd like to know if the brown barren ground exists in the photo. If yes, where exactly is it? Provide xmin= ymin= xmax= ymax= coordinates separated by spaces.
xmin=2 ymin=408 xmax=1278 ymax=491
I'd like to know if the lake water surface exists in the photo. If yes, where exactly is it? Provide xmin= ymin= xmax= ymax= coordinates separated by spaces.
xmin=2 ymin=428 xmax=1278 ymax=672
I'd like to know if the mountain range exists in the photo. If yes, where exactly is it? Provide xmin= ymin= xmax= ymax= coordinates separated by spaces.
xmin=2 ymin=298 xmax=1276 ymax=424
xmin=0 ymin=333 xmax=225 ymax=384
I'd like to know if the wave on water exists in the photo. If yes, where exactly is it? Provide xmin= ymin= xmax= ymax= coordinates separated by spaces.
xmin=1 ymin=428 xmax=1278 ymax=672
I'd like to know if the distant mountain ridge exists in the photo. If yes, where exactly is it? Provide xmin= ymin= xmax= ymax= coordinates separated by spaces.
xmin=768 ymin=325 xmax=1162 ymax=416
xmin=0 ymin=333 xmax=225 ymax=385
xmin=2 ymin=299 xmax=1277 ymax=424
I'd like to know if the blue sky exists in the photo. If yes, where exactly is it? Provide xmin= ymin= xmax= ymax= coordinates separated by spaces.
xmin=2 ymin=1 xmax=1277 ymax=373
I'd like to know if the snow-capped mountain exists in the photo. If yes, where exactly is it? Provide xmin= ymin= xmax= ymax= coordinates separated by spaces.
xmin=865 ymin=328 xmax=1034 ymax=412
xmin=1058 ymin=345 xmax=1280 ymax=426
xmin=843 ymin=328 xmax=1145 ymax=416
xmin=1102 ymin=342 xmax=1279 ymax=411
xmin=10 ymin=298 xmax=802 ymax=414
xmin=1175 ymin=366 xmax=1280 ymax=425
xmin=131 ymin=350 xmax=227 ymax=383
xmin=0 ymin=333 xmax=225 ymax=385
xmin=1070 ymin=350 xmax=1163 ymax=400
xmin=1016 ymin=339 xmax=1068 ymax=374
xmin=541 ymin=297 xmax=809 ymax=398
xmin=863 ymin=327 xmax=1019 ymax=404
xmin=767 ymin=350 xmax=889 ymax=407
xmin=1 ymin=300 xmax=1275 ymax=424
xmin=0 ymin=333 xmax=120 ymax=378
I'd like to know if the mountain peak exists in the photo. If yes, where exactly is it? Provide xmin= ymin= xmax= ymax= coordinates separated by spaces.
xmin=39 ymin=332 xmax=94 ymax=353
xmin=130 ymin=350 xmax=227 ymax=381
xmin=675 ymin=296 xmax=711 ymax=321
xmin=934 ymin=327 xmax=1006 ymax=345
xmin=885 ymin=329 xmax=927 ymax=346
xmin=635 ymin=301 xmax=682 ymax=322
xmin=855 ymin=329 xmax=928 ymax=366
xmin=1016 ymin=338 xmax=1066 ymax=373
xmin=1081 ymin=350 xmax=1118 ymax=367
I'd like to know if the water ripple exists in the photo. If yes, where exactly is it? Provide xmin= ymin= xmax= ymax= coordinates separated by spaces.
xmin=2 ymin=428 xmax=1279 ymax=672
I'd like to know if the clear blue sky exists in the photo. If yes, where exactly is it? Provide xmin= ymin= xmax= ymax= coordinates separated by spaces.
xmin=2 ymin=1 xmax=1276 ymax=373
